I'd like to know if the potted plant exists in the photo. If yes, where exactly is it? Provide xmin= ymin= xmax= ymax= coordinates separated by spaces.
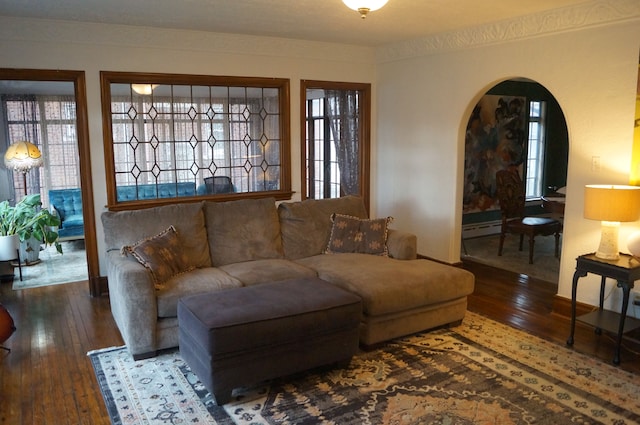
xmin=0 ymin=194 xmax=62 ymax=263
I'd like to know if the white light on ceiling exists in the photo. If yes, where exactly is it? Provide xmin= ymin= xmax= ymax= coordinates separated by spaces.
xmin=342 ymin=0 xmax=389 ymax=19
xmin=131 ymin=84 xmax=158 ymax=95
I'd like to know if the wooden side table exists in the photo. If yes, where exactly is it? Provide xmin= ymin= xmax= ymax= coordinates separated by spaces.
xmin=567 ymin=253 xmax=640 ymax=364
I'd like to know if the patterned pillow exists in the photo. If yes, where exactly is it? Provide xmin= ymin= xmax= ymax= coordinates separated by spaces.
xmin=325 ymin=213 xmax=393 ymax=256
xmin=122 ymin=225 xmax=194 ymax=289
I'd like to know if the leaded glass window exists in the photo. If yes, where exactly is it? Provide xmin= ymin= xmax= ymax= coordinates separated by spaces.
xmin=101 ymin=72 xmax=291 ymax=209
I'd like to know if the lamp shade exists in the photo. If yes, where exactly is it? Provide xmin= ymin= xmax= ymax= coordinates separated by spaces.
xmin=4 ymin=140 xmax=43 ymax=173
xmin=584 ymin=185 xmax=640 ymax=222
xmin=342 ymin=0 xmax=389 ymax=17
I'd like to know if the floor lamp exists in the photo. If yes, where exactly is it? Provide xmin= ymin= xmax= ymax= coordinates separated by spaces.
xmin=3 ymin=140 xmax=43 ymax=197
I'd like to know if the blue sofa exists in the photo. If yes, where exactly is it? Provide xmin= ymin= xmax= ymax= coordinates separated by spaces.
xmin=49 ymin=182 xmax=197 ymax=240
xmin=116 ymin=182 xmax=196 ymax=201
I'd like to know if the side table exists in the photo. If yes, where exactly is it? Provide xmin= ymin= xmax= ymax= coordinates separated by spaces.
xmin=566 ymin=253 xmax=640 ymax=364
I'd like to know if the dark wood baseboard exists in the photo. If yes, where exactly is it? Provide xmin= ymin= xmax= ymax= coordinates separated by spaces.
xmin=552 ymin=294 xmax=594 ymax=318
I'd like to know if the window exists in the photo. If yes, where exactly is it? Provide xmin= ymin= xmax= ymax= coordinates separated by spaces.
xmin=101 ymin=72 xmax=291 ymax=209
xmin=2 ymin=94 xmax=80 ymax=205
xmin=301 ymin=81 xmax=370 ymax=209
xmin=525 ymin=100 xmax=546 ymax=199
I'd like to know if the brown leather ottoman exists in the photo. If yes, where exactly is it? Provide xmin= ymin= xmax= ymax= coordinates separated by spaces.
xmin=177 ymin=277 xmax=362 ymax=405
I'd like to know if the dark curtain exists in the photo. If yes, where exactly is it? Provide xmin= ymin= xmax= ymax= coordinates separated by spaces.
xmin=326 ymin=90 xmax=360 ymax=196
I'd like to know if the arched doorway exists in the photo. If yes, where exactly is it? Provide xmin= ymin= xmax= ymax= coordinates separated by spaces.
xmin=460 ymin=78 xmax=569 ymax=283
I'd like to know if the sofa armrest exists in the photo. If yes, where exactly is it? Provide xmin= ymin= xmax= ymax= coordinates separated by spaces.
xmin=386 ymin=229 xmax=417 ymax=260
xmin=105 ymin=250 xmax=158 ymax=358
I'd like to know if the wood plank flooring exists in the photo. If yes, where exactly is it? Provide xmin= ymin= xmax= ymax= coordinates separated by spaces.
xmin=1 ymin=260 xmax=639 ymax=424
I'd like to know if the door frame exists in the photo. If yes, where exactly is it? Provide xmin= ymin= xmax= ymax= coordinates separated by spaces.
xmin=0 ymin=68 xmax=99 ymax=296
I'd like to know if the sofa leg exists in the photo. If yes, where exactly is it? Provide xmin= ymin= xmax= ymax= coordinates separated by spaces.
xmin=132 ymin=350 xmax=157 ymax=361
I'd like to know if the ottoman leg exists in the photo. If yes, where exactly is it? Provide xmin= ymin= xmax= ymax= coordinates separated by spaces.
xmin=213 ymin=390 xmax=232 ymax=406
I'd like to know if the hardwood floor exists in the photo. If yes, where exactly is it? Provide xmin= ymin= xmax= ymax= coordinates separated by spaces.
xmin=1 ymin=260 xmax=639 ymax=424
xmin=0 ymin=280 xmax=123 ymax=425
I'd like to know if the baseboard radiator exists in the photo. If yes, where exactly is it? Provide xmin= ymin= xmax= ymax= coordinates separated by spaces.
xmin=462 ymin=220 xmax=502 ymax=239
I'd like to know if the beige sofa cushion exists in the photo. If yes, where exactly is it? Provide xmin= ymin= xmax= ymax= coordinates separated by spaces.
xmin=219 ymin=259 xmax=317 ymax=286
xmin=156 ymin=268 xmax=242 ymax=318
xmin=101 ymin=202 xmax=211 ymax=268
xmin=205 ymin=197 xmax=284 ymax=266
xmin=278 ymin=196 xmax=368 ymax=260
xmin=297 ymin=253 xmax=475 ymax=316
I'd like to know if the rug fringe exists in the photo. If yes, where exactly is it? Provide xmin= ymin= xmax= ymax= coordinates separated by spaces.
xmin=87 ymin=345 xmax=126 ymax=356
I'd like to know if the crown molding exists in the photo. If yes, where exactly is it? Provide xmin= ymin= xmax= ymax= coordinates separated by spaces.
xmin=376 ymin=0 xmax=640 ymax=63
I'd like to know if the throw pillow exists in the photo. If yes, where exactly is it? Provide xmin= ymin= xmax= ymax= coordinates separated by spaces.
xmin=122 ymin=225 xmax=194 ymax=289
xmin=326 ymin=213 xmax=393 ymax=256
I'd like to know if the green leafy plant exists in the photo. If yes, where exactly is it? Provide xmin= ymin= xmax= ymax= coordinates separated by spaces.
xmin=0 ymin=194 xmax=62 ymax=254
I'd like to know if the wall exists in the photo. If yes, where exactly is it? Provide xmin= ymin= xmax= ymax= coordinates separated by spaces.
xmin=0 ymin=17 xmax=377 ymax=277
xmin=375 ymin=5 xmax=640 ymax=309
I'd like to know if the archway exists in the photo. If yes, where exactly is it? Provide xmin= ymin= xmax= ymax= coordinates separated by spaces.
xmin=460 ymin=78 xmax=569 ymax=283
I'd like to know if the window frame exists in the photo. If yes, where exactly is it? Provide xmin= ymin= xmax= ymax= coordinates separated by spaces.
xmin=525 ymin=100 xmax=546 ymax=200
xmin=300 ymin=80 xmax=371 ymax=211
xmin=100 ymin=71 xmax=292 ymax=210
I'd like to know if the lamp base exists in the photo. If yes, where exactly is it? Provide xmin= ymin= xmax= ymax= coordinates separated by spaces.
xmin=595 ymin=221 xmax=620 ymax=260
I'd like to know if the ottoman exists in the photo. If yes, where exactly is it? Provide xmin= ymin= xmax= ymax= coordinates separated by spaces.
xmin=177 ymin=277 xmax=362 ymax=405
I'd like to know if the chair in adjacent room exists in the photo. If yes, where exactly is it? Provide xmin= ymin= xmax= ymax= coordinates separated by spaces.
xmin=495 ymin=169 xmax=561 ymax=264
xmin=204 ymin=176 xmax=235 ymax=194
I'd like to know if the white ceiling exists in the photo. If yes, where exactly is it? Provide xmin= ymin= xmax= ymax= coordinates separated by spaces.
xmin=0 ymin=0 xmax=595 ymax=47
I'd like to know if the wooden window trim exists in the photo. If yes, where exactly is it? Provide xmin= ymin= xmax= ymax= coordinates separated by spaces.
xmin=100 ymin=71 xmax=292 ymax=211
xmin=300 ymin=80 xmax=371 ymax=212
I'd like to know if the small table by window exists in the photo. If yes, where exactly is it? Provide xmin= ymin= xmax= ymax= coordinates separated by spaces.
xmin=566 ymin=253 xmax=640 ymax=364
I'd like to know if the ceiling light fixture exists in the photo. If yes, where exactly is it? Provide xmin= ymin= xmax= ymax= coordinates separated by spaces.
xmin=342 ymin=0 xmax=389 ymax=19
xmin=131 ymin=84 xmax=158 ymax=95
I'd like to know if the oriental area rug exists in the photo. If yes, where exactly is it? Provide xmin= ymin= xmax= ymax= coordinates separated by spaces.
xmin=88 ymin=311 xmax=640 ymax=425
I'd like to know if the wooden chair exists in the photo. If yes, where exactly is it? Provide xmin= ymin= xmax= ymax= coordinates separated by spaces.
xmin=495 ymin=169 xmax=561 ymax=264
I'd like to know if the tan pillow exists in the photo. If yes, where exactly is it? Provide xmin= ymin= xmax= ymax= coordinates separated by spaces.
xmin=326 ymin=213 xmax=392 ymax=256
xmin=122 ymin=226 xmax=194 ymax=289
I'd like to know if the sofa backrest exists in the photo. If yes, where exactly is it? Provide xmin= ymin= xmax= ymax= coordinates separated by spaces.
xmin=116 ymin=182 xmax=196 ymax=202
xmin=49 ymin=188 xmax=82 ymax=219
xmin=278 ymin=196 xmax=368 ymax=260
xmin=204 ymin=197 xmax=284 ymax=266
xmin=101 ymin=202 xmax=211 ymax=268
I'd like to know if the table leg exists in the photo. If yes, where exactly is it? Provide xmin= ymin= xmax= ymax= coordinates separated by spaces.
xmin=567 ymin=269 xmax=586 ymax=346
xmin=613 ymin=280 xmax=631 ymax=365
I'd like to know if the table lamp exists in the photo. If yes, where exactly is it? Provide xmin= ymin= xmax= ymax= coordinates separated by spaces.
xmin=3 ymin=140 xmax=43 ymax=196
xmin=584 ymin=184 xmax=640 ymax=260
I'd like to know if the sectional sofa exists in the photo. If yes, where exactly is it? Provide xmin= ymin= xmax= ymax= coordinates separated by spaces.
xmin=101 ymin=196 xmax=475 ymax=360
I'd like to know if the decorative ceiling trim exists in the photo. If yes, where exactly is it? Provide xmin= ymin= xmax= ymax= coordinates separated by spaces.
xmin=376 ymin=0 xmax=640 ymax=63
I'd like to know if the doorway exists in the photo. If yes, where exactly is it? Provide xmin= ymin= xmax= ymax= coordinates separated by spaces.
xmin=460 ymin=78 xmax=569 ymax=283
xmin=0 ymin=69 xmax=99 ymax=295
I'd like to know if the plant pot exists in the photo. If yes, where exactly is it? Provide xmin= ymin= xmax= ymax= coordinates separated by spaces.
xmin=0 ymin=235 xmax=20 ymax=261
xmin=19 ymin=236 xmax=42 ymax=265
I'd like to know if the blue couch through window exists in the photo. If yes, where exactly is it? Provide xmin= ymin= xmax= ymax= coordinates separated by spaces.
xmin=49 ymin=182 xmax=197 ymax=240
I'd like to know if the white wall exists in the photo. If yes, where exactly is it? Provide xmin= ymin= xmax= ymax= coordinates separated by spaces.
xmin=376 ymin=18 xmax=640 ymax=309
xmin=0 ymin=17 xmax=377 ymax=276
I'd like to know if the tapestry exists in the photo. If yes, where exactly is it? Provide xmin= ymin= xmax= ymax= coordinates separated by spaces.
xmin=463 ymin=95 xmax=527 ymax=213
xmin=89 ymin=311 xmax=640 ymax=425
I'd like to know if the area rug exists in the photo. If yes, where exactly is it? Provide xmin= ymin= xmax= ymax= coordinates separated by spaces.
xmin=462 ymin=233 xmax=560 ymax=283
xmin=88 ymin=311 xmax=640 ymax=425
xmin=12 ymin=240 xmax=87 ymax=289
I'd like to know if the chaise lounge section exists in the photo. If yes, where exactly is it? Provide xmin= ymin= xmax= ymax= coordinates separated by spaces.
xmin=102 ymin=196 xmax=475 ymax=360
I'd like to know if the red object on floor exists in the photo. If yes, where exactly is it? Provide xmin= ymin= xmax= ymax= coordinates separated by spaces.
xmin=0 ymin=303 xmax=16 ymax=349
